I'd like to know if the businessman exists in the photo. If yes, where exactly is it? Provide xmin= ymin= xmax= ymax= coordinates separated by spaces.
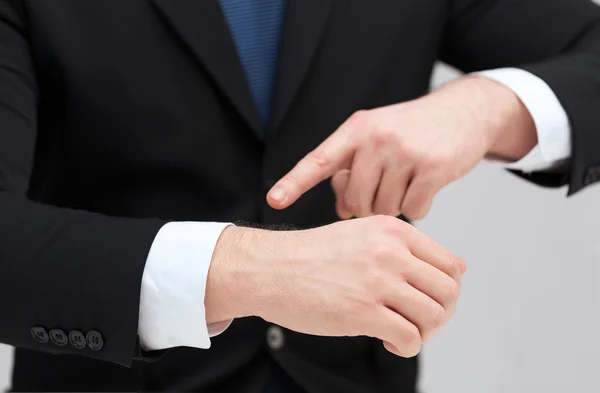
xmin=1 ymin=0 xmax=600 ymax=392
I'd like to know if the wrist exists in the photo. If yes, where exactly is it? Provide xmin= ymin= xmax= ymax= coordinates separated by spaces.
xmin=471 ymin=76 xmax=538 ymax=161
xmin=204 ymin=225 xmax=250 ymax=323
xmin=435 ymin=75 xmax=538 ymax=161
xmin=205 ymin=225 xmax=286 ymax=323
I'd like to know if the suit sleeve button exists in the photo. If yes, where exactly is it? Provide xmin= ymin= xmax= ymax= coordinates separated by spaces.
xmin=583 ymin=166 xmax=600 ymax=185
xmin=68 ymin=330 xmax=86 ymax=349
xmin=49 ymin=329 xmax=68 ymax=346
xmin=31 ymin=326 xmax=49 ymax=343
xmin=86 ymin=330 xmax=104 ymax=351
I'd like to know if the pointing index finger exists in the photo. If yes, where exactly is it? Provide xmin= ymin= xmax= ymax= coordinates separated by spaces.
xmin=267 ymin=129 xmax=355 ymax=209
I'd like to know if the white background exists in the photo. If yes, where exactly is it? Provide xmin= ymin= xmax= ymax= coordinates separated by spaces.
xmin=1 ymin=51 xmax=599 ymax=393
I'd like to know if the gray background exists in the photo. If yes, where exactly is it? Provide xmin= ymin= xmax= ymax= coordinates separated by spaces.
xmin=1 ymin=60 xmax=599 ymax=393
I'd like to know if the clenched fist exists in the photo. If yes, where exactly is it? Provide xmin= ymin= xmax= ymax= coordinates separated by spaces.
xmin=267 ymin=76 xmax=536 ymax=220
xmin=206 ymin=215 xmax=466 ymax=357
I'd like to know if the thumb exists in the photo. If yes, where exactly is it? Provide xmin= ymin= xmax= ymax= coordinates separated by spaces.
xmin=331 ymin=170 xmax=353 ymax=219
xmin=267 ymin=130 xmax=354 ymax=209
xmin=383 ymin=341 xmax=403 ymax=357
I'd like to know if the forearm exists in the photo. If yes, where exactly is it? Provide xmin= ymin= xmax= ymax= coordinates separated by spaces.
xmin=440 ymin=0 xmax=600 ymax=193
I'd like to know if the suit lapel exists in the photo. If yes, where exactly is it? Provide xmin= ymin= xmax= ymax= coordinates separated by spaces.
xmin=150 ymin=0 xmax=263 ymax=136
xmin=271 ymin=0 xmax=333 ymax=131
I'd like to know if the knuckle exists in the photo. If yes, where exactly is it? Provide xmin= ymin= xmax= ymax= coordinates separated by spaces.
xmin=349 ymin=109 xmax=371 ymax=126
xmin=371 ymin=127 xmax=397 ymax=148
xmin=450 ymin=254 xmax=465 ymax=276
xmin=430 ymin=305 xmax=446 ymax=328
xmin=396 ymin=140 xmax=420 ymax=161
xmin=456 ymin=257 xmax=467 ymax=274
xmin=450 ymin=256 xmax=460 ymax=275
xmin=285 ymin=171 xmax=302 ymax=185
xmin=372 ymin=214 xmax=405 ymax=235
xmin=446 ymin=281 xmax=461 ymax=303
xmin=367 ymin=240 xmax=396 ymax=262
xmin=305 ymin=149 xmax=331 ymax=170
xmin=397 ymin=257 xmax=417 ymax=281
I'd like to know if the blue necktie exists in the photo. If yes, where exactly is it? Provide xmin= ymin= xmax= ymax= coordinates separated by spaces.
xmin=219 ymin=0 xmax=286 ymax=125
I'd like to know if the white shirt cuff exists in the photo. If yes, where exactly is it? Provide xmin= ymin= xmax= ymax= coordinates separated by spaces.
xmin=138 ymin=221 xmax=233 ymax=350
xmin=476 ymin=67 xmax=572 ymax=172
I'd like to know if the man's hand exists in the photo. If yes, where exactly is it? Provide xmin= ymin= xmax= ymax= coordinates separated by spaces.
xmin=205 ymin=216 xmax=466 ymax=357
xmin=267 ymin=76 xmax=537 ymax=220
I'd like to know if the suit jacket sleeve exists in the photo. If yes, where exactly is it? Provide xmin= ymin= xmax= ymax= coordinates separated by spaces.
xmin=0 ymin=0 xmax=168 ymax=367
xmin=441 ymin=0 xmax=600 ymax=195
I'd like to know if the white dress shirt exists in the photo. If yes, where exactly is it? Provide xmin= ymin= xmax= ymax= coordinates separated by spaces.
xmin=137 ymin=67 xmax=572 ymax=351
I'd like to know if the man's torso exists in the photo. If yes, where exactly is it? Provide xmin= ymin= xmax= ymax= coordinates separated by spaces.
xmin=13 ymin=0 xmax=447 ymax=391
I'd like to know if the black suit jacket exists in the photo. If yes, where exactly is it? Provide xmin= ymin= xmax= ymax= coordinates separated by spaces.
xmin=1 ymin=0 xmax=600 ymax=392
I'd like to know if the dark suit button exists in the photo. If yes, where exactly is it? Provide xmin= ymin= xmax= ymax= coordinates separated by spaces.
xmin=30 ymin=326 xmax=49 ymax=343
xmin=49 ymin=329 xmax=68 ymax=346
xmin=266 ymin=325 xmax=284 ymax=350
xmin=68 ymin=330 xmax=86 ymax=349
xmin=86 ymin=330 xmax=104 ymax=351
xmin=584 ymin=166 xmax=600 ymax=185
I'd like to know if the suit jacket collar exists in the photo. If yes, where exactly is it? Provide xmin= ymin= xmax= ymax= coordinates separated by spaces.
xmin=271 ymin=0 xmax=333 ymax=130
xmin=149 ymin=0 xmax=333 ymax=138
xmin=150 ymin=0 xmax=263 ymax=136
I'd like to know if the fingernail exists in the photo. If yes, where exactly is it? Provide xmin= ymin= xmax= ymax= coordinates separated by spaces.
xmin=269 ymin=188 xmax=287 ymax=203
